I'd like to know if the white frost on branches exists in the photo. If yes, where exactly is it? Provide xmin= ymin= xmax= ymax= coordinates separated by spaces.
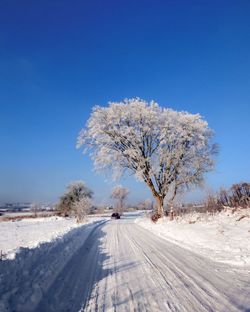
xmin=77 ymin=98 xmax=217 ymax=215
xmin=72 ymin=197 xmax=92 ymax=223
xmin=111 ymin=185 xmax=129 ymax=213
xmin=57 ymin=181 xmax=93 ymax=221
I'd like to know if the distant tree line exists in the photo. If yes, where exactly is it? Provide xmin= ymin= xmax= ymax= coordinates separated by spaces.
xmin=162 ymin=182 xmax=250 ymax=218
xmin=200 ymin=182 xmax=250 ymax=213
xmin=217 ymin=182 xmax=249 ymax=209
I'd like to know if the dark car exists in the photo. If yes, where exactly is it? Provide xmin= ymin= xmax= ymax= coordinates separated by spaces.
xmin=111 ymin=212 xmax=120 ymax=219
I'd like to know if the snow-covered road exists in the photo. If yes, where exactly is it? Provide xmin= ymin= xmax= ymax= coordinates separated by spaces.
xmin=1 ymin=215 xmax=250 ymax=311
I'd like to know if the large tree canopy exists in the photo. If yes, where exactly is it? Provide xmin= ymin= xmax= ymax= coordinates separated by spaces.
xmin=77 ymin=98 xmax=217 ymax=216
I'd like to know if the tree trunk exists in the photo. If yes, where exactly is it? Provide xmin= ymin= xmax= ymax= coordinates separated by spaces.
xmin=145 ymin=179 xmax=165 ymax=218
xmin=155 ymin=195 xmax=164 ymax=216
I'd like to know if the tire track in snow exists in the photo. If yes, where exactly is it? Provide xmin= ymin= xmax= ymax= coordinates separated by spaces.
xmin=127 ymin=223 xmax=250 ymax=311
xmin=2 ymin=216 xmax=250 ymax=311
xmin=83 ymin=219 xmax=250 ymax=311
xmin=127 ymin=225 xmax=229 ymax=311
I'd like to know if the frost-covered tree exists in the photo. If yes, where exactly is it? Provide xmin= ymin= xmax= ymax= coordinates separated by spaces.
xmin=72 ymin=197 xmax=92 ymax=223
xmin=57 ymin=181 xmax=93 ymax=217
xmin=137 ymin=199 xmax=153 ymax=211
xmin=77 ymin=98 xmax=217 ymax=217
xmin=111 ymin=185 xmax=129 ymax=213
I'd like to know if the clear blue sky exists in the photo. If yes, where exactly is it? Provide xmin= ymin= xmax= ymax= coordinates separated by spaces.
xmin=0 ymin=0 xmax=249 ymax=204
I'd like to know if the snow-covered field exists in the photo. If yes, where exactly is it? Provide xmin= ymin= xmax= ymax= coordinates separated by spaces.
xmin=0 ymin=216 xmax=106 ymax=260
xmin=135 ymin=208 xmax=250 ymax=266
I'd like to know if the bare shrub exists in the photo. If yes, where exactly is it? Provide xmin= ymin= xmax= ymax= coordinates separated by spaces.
xmin=203 ymin=191 xmax=222 ymax=213
xmin=230 ymin=183 xmax=250 ymax=208
xmin=216 ymin=182 xmax=250 ymax=209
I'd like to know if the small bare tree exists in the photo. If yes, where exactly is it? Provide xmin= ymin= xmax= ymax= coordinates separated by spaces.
xmin=111 ymin=185 xmax=129 ymax=213
xmin=137 ymin=198 xmax=153 ymax=211
xmin=31 ymin=203 xmax=39 ymax=217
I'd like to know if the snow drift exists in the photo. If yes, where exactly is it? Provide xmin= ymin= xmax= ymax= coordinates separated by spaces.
xmin=135 ymin=208 xmax=250 ymax=266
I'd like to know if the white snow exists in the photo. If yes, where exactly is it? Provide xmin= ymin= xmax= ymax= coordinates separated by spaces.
xmin=0 ymin=217 xmax=107 ymax=311
xmin=0 ymin=216 xmax=105 ymax=259
xmin=1 ymin=215 xmax=250 ymax=311
xmin=135 ymin=208 xmax=250 ymax=266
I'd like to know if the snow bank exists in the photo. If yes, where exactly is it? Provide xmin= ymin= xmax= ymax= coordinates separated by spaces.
xmin=0 ymin=218 xmax=107 ymax=311
xmin=135 ymin=208 xmax=250 ymax=266
xmin=0 ymin=216 xmax=104 ymax=259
